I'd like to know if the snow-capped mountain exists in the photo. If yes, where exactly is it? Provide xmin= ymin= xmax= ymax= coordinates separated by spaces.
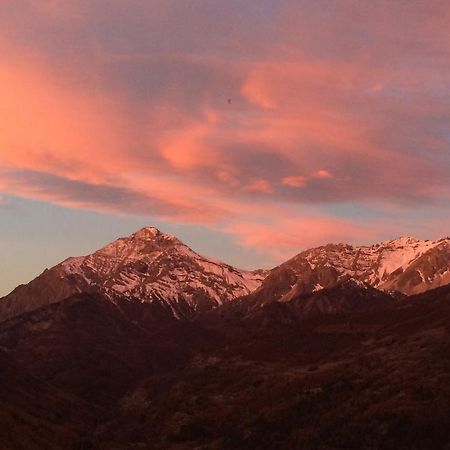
xmin=246 ymin=236 xmax=450 ymax=308
xmin=1 ymin=232 xmax=449 ymax=323
xmin=0 ymin=227 xmax=267 ymax=322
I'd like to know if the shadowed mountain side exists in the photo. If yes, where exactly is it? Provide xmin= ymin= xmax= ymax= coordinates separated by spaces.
xmin=0 ymin=287 xmax=449 ymax=448
xmin=96 ymin=287 xmax=450 ymax=450
xmin=204 ymin=279 xmax=397 ymax=328
xmin=1 ymin=229 xmax=450 ymax=449
xmin=0 ymin=293 xmax=221 ymax=406
xmin=0 ymin=349 xmax=97 ymax=450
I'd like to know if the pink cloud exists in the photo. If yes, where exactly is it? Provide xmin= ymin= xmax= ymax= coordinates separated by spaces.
xmin=281 ymin=176 xmax=307 ymax=188
xmin=226 ymin=216 xmax=377 ymax=261
xmin=216 ymin=169 xmax=240 ymax=187
xmin=244 ymin=179 xmax=274 ymax=194
xmin=31 ymin=0 xmax=85 ymax=21
xmin=0 ymin=42 xmax=133 ymax=183
xmin=313 ymin=170 xmax=333 ymax=179
xmin=1 ymin=1 xmax=450 ymax=259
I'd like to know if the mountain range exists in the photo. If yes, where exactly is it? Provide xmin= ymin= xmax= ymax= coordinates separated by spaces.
xmin=1 ymin=227 xmax=450 ymax=449
xmin=1 ymin=228 xmax=450 ymax=323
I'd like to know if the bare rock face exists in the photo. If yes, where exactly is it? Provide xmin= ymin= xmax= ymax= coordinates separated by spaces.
xmin=245 ymin=236 xmax=450 ymax=312
xmin=0 ymin=227 xmax=267 ymax=322
xmin=380 ymin=239 xmax=450 ymax=294
xmin=1 ymin=231 xmax=449 ymax=323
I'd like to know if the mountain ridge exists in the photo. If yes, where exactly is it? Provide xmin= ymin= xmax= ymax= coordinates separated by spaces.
xmin=1 ymin=229 xmax=450 ymax=449
xmin=243 ymin=235 xmax=450 ymax=313
xmin=0 ymin=227 xmax=266 ymax=322
xmin=1 ymin=228 xmax=450 ymax=323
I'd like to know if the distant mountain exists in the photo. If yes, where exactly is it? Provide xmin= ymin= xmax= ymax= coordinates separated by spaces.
xmin=243 ymin=236 xmax=450 ymax=313
xmin=1 ymin=230 xmax=450 ymax=448
xmin=0 ymin=227 xmax=266 ymax=322
xmin=1 ymin=232 xmax=450 ymax=324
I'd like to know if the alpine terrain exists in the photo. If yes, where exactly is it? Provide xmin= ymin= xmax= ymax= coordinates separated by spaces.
xmin=241 ymin=236 xmax=450 ymax=310
xmin=0 ymin=227 xmax=266 ymax=322
xmin=1 ymin=228 xmax=450 ymax=450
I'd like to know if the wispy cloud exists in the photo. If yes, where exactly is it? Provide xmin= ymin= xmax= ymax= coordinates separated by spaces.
xmin=1 ymin=1 xmax=449 ymax=259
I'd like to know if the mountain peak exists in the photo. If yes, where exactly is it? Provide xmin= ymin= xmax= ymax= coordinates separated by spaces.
xmin=380 ymin=236 xmax=421 ymax=247
xmin=0 ymin=226 xmax=267 ymax=322
xmin=263 ymin=234 xmax=450 ymax=304
xmin=131 ymin=226 xmax=179 ymax=243
xmin=93 ymin=226 xmax=185 ymax=261
xmin=134 ymin=226 xmax=161 ymax=238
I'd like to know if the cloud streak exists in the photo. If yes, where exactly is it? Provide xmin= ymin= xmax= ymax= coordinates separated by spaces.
xmin=1 ymin=1 xmax=449 ymax=260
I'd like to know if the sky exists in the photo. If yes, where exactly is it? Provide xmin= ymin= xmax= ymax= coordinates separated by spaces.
xmin=1 ymin=1 xmax=450 ymax=296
